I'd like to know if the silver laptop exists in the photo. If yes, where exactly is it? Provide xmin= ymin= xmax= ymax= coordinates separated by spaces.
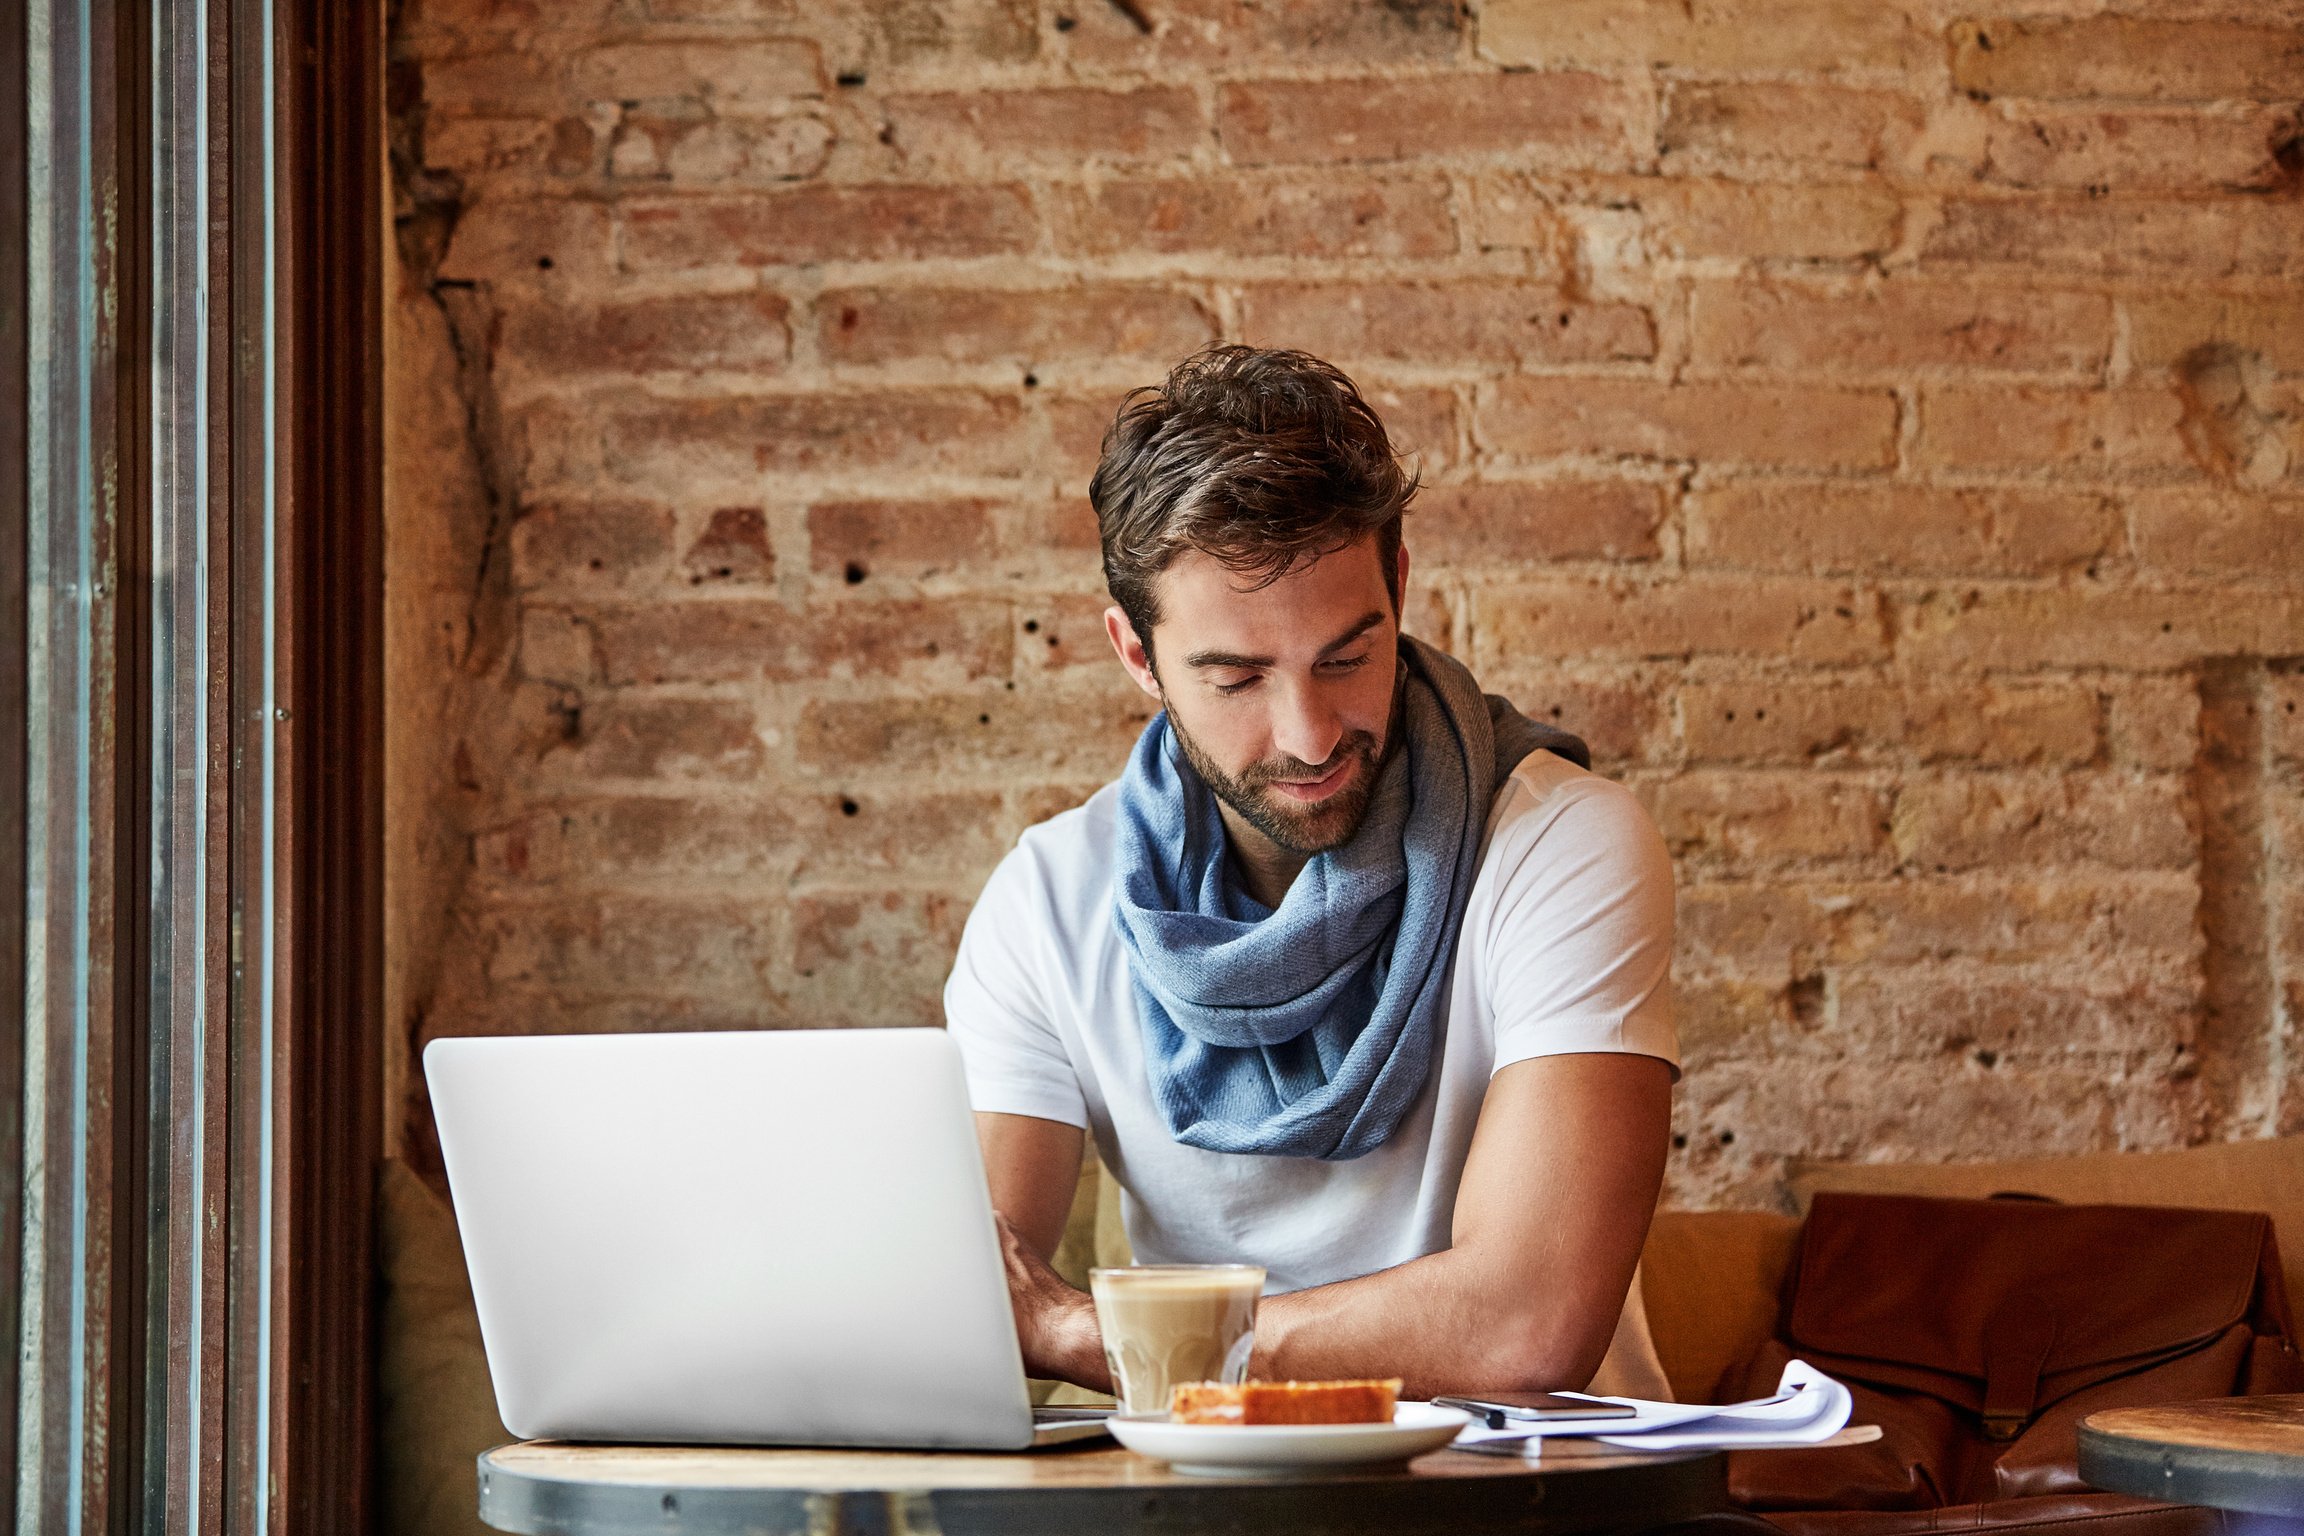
xmin=424 ymin=1028 xmax=1111 ymax=1449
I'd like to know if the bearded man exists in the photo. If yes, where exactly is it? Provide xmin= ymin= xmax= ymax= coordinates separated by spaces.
xmin=944 ymin=345 xmax=1678 ymax=1398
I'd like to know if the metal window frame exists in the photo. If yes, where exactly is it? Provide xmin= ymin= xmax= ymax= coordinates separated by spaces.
xmin=5 ymin=0 xmax=383 ymax=1529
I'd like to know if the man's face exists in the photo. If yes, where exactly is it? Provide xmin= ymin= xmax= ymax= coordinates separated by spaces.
xmin=1106 ymin=536 xmax=1406 ymax=857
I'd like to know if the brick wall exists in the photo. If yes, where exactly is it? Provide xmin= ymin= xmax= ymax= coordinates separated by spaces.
xmin=385 ymin=0 xmax=2304 ymax=1207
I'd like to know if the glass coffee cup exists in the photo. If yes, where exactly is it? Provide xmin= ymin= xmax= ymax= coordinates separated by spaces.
xmin=1089 ymin=1264 xmax=1266 ymax=1417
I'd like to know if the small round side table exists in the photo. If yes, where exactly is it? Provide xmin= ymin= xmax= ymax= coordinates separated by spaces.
xmin=476 ymin=1436 xmax=1728 ymax=1536
xmin=2080 ymin=1396 xmax=2304 ymax=1518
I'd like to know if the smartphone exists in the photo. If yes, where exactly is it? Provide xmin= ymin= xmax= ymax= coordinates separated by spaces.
xmin=1432 ymin=1392 xmax=1639 ymax=1429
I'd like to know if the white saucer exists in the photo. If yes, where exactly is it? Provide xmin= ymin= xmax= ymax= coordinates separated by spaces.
xmin=1107 ymin=1402 xmax=1472 ymax=1478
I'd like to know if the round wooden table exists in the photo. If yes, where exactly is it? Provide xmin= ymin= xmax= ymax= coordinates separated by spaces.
xmin=476 ymin=1436 xmax=1727 ymax=1536
xmin=2079 ymin=1396 xmax=2304 ymax=1518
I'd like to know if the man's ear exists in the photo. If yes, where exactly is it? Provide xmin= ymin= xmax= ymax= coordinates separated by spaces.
xmin=1105 ymin=606 xmax=1164 ymax=702
xmin=1394 ymin=541 xmax=1411 ymax=619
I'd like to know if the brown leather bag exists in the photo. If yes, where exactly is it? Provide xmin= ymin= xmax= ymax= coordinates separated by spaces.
xmin=1728 ymin=1192 xmax=2304 ymax=1513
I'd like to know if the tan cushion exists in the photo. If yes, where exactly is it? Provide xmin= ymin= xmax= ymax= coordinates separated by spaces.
xmin=1788 ymin=1137 xmax=2304 ymax=1329
xmin=379 ymin=1158 xmax=510 ymax=1536
xmin=1638 ymin=1209 xmax=1802 ymax=1404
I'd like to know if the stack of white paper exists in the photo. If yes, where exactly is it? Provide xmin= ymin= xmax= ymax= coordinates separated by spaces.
xmin=1452 ymin=1359 xmax=1858 ymax=1455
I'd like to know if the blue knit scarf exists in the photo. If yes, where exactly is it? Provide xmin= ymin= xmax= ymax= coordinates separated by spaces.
xmin=1111 ymin=636 xmax=1590 ymax=1161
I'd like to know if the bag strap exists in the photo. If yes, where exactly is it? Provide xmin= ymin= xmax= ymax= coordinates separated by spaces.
xmin=1979 ymin=1293 xmax=2058 ymax=1440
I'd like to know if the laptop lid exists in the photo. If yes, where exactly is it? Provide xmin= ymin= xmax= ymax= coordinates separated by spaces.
xmin=425 ymin=1028 xmax=1040 ymax=1450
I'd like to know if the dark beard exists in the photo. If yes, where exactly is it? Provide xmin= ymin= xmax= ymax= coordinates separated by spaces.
xmin=1166 ymin=686 xmax=1402 ymax=858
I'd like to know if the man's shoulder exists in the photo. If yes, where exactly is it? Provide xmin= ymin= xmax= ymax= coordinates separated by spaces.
xmin=1480 ymin=749 xmax=1666 ymax=880
xmin=994 ymin=778 xmax=1124 ymax=912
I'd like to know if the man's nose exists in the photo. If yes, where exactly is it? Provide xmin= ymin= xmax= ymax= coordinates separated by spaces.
xmin=1272 ymin=682 xmax=1344 ymax=770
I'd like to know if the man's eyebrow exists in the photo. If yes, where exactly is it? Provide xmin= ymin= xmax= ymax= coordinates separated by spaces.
xmin=1183 ymin=611 xmax=1388 ymax=671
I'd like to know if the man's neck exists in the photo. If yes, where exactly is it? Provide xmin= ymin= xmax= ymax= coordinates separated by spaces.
xmin=1216 ymin=801 xmax=1307 ymax=910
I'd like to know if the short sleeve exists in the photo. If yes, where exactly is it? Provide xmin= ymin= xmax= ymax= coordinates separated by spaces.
xmin=1479 ymin=776 xmax=1679 ymax=1077
xmin=943 ymin=842 xmax=1091 ymax=1128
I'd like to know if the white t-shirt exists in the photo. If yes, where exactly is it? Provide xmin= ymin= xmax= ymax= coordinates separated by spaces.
xmin=944 ymin=747 xmax=1680 ymax=1298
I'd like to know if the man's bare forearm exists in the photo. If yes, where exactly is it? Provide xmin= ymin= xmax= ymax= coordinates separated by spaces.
xmin=1244 ymin=1241 xmax=1625 ymax=1397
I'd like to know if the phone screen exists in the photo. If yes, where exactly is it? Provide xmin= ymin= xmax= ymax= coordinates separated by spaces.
xmin=1434 ymin=1392 xmax=1638 ymax=1424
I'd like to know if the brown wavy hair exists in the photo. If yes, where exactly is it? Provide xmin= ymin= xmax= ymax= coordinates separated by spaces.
xmin=1088 ymin=345 xmax=1415 ymax=664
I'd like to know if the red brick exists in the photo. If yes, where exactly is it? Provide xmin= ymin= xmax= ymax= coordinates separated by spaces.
xmin=498 ymin=291 xmax=791 ymax=376
xmin=1368 ymin=387 xmax=1462 ymax=474
xmin=1984 ymin=106 xmax=2295 ymax=192
xmin=1660 ymin=83 xmax=1925 ymax=171
xmin=517 ymin=607 xmax=599 ymax=684
xmin=541 ymin=694 xmax=767 ymax=781
xmin=476 ymin=797 xmax=800 ymax=885
xmin=1240 ymin=282 xmax=1653 ymax=368
xmin=1481 ymin=377 xmax=1898 ymax=471
xmin=1638 ymin=770 xmax=1894 ymax=875
xmin=1675 ymin=977 xmax=1789 ymax=1070
xmin=584 ymin=598 xmax=1013 ymax=685
xmin=488 ymin=788 xmax=1016 ymax=888
xmin=1476 ymin=665 xmax=1675 ymax=764
xmin=1676 ymin=873 xmax=2200 ymax=976
xmin=790 ymin=891 xmax=971 ymax=1028
xmin=1898 ymin=584 xmax=2304 ymax=671
xmin=2127 ymin=294 xmax=2304 ymax=374
xmin=510 ymin=500 xmax=677 ymax=589
xmin=680 ymin=506 xmax=774 ymax=585
xmin=1680 ymin=681 xmax=2100 ymax=768
xmin=1689 ymin=281 xmax=2110 ymax=375
xmin=868 ymin=0 xmax=1037 ymax=65
xmin=796 ymin=686 xmax=1156 ymax=778
xmin=560 ymin=390 xmax=1029 ymax=488
xmin=1044 ymin=391 xmax=1128 ymax=484
xmin=1867 ymin=876 xmax=2199 ymax=968
xmin=621 ymin=186 xmax=1036 ymax=270
xmin=2273 ymin=672 xmax=2304 ymax=772
xmin=2130 ymin=489 xmax=2304 ymax=581
xmin=427 ymin=990 xmax=791 ymax=1040
xmin=1634 ymin=180 xmax=1902 ymax=263
xmin=1008 ymin=498 xmax=1101 ymax=555
xmin=809 ymin=499 xmax=1000 ymax=583
xmin=1949 ymin=18 xmax=2304 ymax=103
xmin=2106 ymin=677 xmax=2202 ymax=773
xmin=1016 ymin=593 xmax=1116 ymax=672
xmin=479 ymin=895 xmax=775 ymax=996
xmin=1891 ymin=773 xmax=2196 ymax=873
xmin=1916 ymin=386 xmax=2192 ymax=479
xmin=1462 ymin=173 xmax=1571 ymax=259
xmin=423 ymin=51 xmax=561 ymax=116
xmin=568 ymin=40 xmax=822 ymax=109
xmin=1051 ymin=174 xmax=1456 ymax=260
xmin=1411 ymin=480 xmax=1664 ymax=564
xmin=1677 ymin=1059 xmax=2193 ymax=1188
xmin=793 ymin=790 xmax=1013 ymax=881
xmin=1924 ymin=197 xmax=2304 ymax=278
xmin=1218 ymin=72 xmax=1640 ymax=169
xmin=883 ymin=87 xmax=1202 ymax=167
xmin=438 ymin=196 xmax=614 ymax=284
xmin=399 ymin=0 xmax=620 ymax=45
xmin=1056 ymin=0 xmax=1463 ymax=67
xmin=817 ymin=285 xmax=1212 ymax=367
xmin=1835 ymin=971 xmax=2195 ymax=1062
xmin=1404 ymin=578 xmax=1460 ymax=657
xmin=1476 ymin=576 xmax=1888 ymax=666
xmin=606 ymin=112 xmax=834 ymax=187
xmin=1482 ymin=0 xmax=1929 ymax=74
xmin=1683 ymin=483 xmax=2116 ymax=577
xmin=425 ymin=115 xmax=593 ymax=182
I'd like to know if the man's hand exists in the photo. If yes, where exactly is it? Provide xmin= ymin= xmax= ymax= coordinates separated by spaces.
xmin=993 ymin=1211 xmax=1110 ymax=1390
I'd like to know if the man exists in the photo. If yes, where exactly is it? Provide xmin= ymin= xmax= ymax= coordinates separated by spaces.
xmin=945 ymin=346 xmax=1677 ymax=1398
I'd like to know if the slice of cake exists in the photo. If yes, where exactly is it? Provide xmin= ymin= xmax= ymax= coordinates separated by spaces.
xmin=1170 ymin=1378 xmax=1402 ymax=1426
